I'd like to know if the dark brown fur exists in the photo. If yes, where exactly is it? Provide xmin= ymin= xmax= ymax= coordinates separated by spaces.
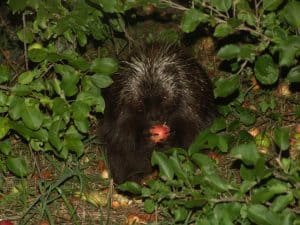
xmin=100 ymin=43 xmax=217 ymax=184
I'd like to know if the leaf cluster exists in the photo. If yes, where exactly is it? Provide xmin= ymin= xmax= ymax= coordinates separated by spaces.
xmin=1 ymin=0 xmax=122 ymax=176
xmin=120 ymin=127 xmax=300 ymax=224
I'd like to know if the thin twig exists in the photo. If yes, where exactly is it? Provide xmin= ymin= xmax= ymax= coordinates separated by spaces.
xmin=202 ymin=1 xmax=228 ymax=19
xmin=159 ymin=0 xmax=188 ymax=11
xmin=0 ymin=85 xmax=10 ymax=91
xmin=22 ymin=12 xmax=29 ymax=71
xmin=210 ymin=197 xmax=247 ymax=203
xmin=238 ymin=25 xmax=271 ymax=41
xmin=236 ymin=60 xmax=249 ymax=76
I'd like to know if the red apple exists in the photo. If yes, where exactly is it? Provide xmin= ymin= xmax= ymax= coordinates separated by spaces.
xmin=149 ymin=124 xmax=170 ymax=143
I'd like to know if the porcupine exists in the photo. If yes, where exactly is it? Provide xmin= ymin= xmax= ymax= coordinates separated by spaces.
xmin=100 ymin=42 xmax=217 ymax=184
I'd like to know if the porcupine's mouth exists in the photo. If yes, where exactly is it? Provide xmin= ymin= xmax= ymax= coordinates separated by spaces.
xmin=149 ymin=123 xmax=171 ymax=143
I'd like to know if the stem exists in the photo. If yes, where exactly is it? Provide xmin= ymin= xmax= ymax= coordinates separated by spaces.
xmin=22 ymin=12 xmax=29 ymax=71
xmin=159 ymin=0 xmax=188 ymax=11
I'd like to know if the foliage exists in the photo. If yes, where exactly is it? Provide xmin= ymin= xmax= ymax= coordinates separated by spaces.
xmin=122 ymin=129 xmax=300 ymax=224
xmin=1 ymin=0 xmax=126 ymax=172
xmin=0 ymin=0 xmax=300 ymax=224
xmin=116 ymin=0 xmax=300 ymax=224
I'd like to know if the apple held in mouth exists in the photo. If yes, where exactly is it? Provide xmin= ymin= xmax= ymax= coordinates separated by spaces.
xmin=149 ymin=124 xmax=170 ymax=143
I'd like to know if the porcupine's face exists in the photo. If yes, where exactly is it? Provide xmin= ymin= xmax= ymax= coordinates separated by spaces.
xmin=119 ymin=51 xmax=181 ymax=125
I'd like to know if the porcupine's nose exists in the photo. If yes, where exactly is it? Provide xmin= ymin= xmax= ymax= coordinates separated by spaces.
xmin=144 ymin=96 xmax=164 ymax=122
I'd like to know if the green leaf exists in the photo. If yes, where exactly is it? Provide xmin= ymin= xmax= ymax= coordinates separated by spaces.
xmin=76 ymin=91 xmax=105 ymax=113
xmin=0 ymin=91 xmax=7 ymax=106
xmin=282 ymin=1 xmax=300 ymax=28
xmin=90 ymin=57 xmax=118 ymax=75
xmin=263 ymin=0 xmax=283 ymax=11
xmin=210 ymin=117 xmax=226 ymax=133
xmin=7 ymin=0 xmax=27 ymax=12
xmin=29 ymin=78 xmax=46 ymax=92
xmin=96 ymin=0 xmax=123 ymax=13
xmin=169 ymin=152 xmax=188 ymax=182
xmin=8 ymin=96 xmax=22 ymax=120
xmin=276 ymin=36 xmax=300 ymax=67
xmin=18 ymin=70 xmax=39 ymax=85
xmin=239 ymin=108 xmax=256 ymax=126
xmin=90 ymin=74 xmax=113 ymax=89
xmin=49 ymin=118 xmax=65 ymax=151
xmin=216 ymin=135 xmax=229 ymax=152
xmin=239 ymin=44 xmax=255 ymax=60
xmin=76 ymin=31 xmax=87 ymax=47
xmin=214 ymin=75 xmax=239 ymax=98
xmin=217 ymin=44 xmax=240 ymax=60
xmin=118 ymin=181 xmax=142 ymax=195
xmin=30 ymin=139 xmax=44 ymax=151
xmin=231 ymin=142 xmax=260 ymax=166
xmin=214 ymin=203 xmax=242 ymax=223
xmin=237 ymin=11 xmax=256 ymax=26
xmin=21 ymin=101 xmax=44 ymax=130
xmin=247 ymin=204 xmax=282 ymax=225
xmin=281 ymin=210 xmax=295 ymax=225
xmin=239 ymin=180 xmax=257 ymax=194
xmin=240 ymin=164 xmax=256 ymax=181
xmin=52 ymin=97 xmax=69 ymax=115
xmin=28 ymin=48 xmax=48 ymax=62
xmin=0 ymin=140 xmax=11 ymax=155
xmin=251 ymin=188 xmax=277 ymax=203
xmin=17 ymin=28 xmax=34 ymax=44
xmin=211 ymin=0 xmax=232 ymax=12
xmin=203 ymin=173 xmax=232 ymax=192
xmin=254 ymin=158 xmax=272 ymax=181
xmin=188 ymin=129 xmax=212 ymax=154
xmin=9 ymin=120 xmax=48 ymax=142
xmin=173 ymin=207 xmax=188 ymax=222
xmin=51 ymin=78 xmax=64 ymax=97
xmin=71 ymin=101 xmax=90 ymax=120
xmin=271 ymin=193 xmax=293 ymax=212
xmin=151 ymin=151 xmax=174 ymax=181
xmin=0 ymin=117 xmax=10 ymax=140
xmin=54 ymin=64 xmax=80 ymax=97
xmin=0 ymin=65 xmax=11 ymax=84
xmin=11 ymin=84 xmax=32 ymax=96
xmin=63 ymin=126 xmax=84 ymax=157
xmin=254 ymin=54 xmax=279 ymax=85
xmin=7 ymin=157 xmax=29 ymax=177
xmin=63 ymin=53 xmax=89 ymax=71
xmin=287 ymin=65 xmax=300 ymax=83
xmin=214 ymin=23 xmax=234 ymax=37
xmin=95 ymin=97 xmax=105 ymax=113
xmin=191 ymin=153 xmax=216 ymax=174
xmin=273 ymin=127 xmax=290 ymax=151
xmin=144 ymin=199 xmax=155 ymax=213
xmin=74 ymin=119 xmax=89 ymax=133
xmin=181 ymin=8 xmax=209 ymax=33
xmin=184 ymin=198 xmax=206 ymax=208
xmin=267 ymin=179 xmax=289 ymax=194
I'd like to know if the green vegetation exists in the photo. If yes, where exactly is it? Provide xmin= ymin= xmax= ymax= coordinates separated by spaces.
xmin=0 ymin=0 xmax=299 ymax=224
